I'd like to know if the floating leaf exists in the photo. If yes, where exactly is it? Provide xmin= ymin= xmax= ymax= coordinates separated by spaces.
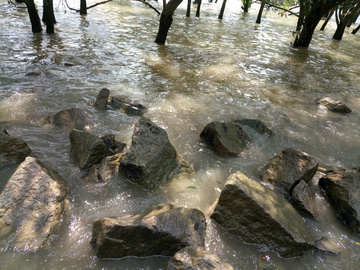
xmin=187 ymin=185 xmax=197 ymax=189
xmin=355 ymin=242 xmax=360 ymax=246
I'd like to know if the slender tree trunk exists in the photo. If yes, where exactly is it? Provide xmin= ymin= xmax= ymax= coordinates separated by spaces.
xmin=196 ymin=0 xmax=202 ymax=17
xmin=296 ymin=0 xmax=307 ymax=31
xmin=243 ymin=0 xmax=251 ymax=13
xmin=80 ymin=0 xmax=87 ymax=14
xmin=218 ymin=0 xmax=227 ymax=19
xmin=43 ymin=0 xmax=55 ymax=33
xmin=256 ymin=0 xmax=265 ymax=24
xmin=320 ymin=7 xmax=335 ymax=31
xmin=352 ymin=24 xmax=360 ymax=34
xmin=293 ymin=5 xmax=331 ymax=47
xmin=186 ymin=0 xmax=191 ymax=17
xmin=155 ymin=0 xmax=183 ymax=45
xmin=23 ymin=0 xmax=43 ymax=32
xmin=333 ymin=3 xmax=360 ymax=40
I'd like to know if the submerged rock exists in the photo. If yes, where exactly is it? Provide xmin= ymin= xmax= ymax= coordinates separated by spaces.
xmin=317 ymin=97 xmax=351 ymax=114
xmin=319 ymin=170 xmax=360 ymax=233
xmin=70 ymin=129 xmax=115 ymax=170
xmin=41 ymin=108 xmax=88 ymax=130
xmin=200 ymin=121 xmax=250 ymax=156
xmin=233 ymin=119 xmax=274 ymax=136
xmin=0 ymin=157 xmax=69 ymax=251
xmin=94 ymin=88 xmax=110 ymax=110
xmin=166 ymin=247 xmax=233 ymax=270
xmin=260 ymin=148 xmax=318 ymax=200
xmin=0 ymin=130 xmax=31 ymax=169
xmin=111 ymin=96 xmax=147 ymax=116
xmin=119 ymin=116 xmax=184 ymax=190
xmin=210 ymin=172 xmax=314 ymax=257
xmin=91 ymin=203 xmax=206 ymax=258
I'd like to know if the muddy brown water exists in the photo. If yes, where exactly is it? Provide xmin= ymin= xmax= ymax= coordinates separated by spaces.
xmin=0 ymin=0 xmax=360 ymax=269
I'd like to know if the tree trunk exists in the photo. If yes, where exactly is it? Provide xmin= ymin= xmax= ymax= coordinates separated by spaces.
xmin=352 ymin=24 xmax=360 ymax=34
xmin=43 ymin=0 xmax=55 ymax=33
xmin=293 ymin=5 xmax=331 ymax=47
xmin=80 ymin=0 xmax=87 ymax=15
xmin=186 ymin=0 xmax=191 ymax=17
xmin=155 ymin=0 xmax=183 ymax=45
xmin=218 ymin=0 xmax=227 ymax=19
xmin=333 ymin=2 xmax=360 ymax=40
xmin=243 ymin=0 xmax=251 ymax=13
xmin=320 ymin=7 xmax=335 ymax=31
xmin=196 ymin=0 xmax=202 ymax=17
xmin=23 ymin=0 xmax=43 ymax=32
xmin=333 ymin=21 xmax=347 ymax=40
xmin=256 ymin=0 xmax=266 ymax=24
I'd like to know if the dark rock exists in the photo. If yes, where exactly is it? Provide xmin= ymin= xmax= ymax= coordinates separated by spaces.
xmin=317 ymin=97 xmax=352 ymax=114
xmin=83 ymin=153 xmax=124 ymax=182
xmin=0 ymin=130 xmax=31 ymax=169
xmin=200 ymin=121 xmax=250 ymax=156
xmin=319 ymin=170 xmax=360 ymax=233
xmin=260 ymin=148 xmax=318 ymax=200
xmin=91 ymin=203 xmax=206 ymax=258
xmin=94 ymin=88 xmax=110 ymax=110
xmin=41 ymin=108 xmax=88 ymax=130
xmin=233 ymin=119 xmax=273 ymax=136
xmin=119 ymin=116 xmax=182 ymax=190
xmin=0 ymin=157 xmax=69 ymax=251
xmin=70 ymin=129 xmax=114 ymax=170
xmin=167 ymin=247 xmax=233 ymax=270
xmin=291 ymin=180 xmax=317 ymax=218
xmin=110 ymin=96 xmax=147 ymax=116
xmin=100 ymin=134 xmax=126 ymax=153
xmin=210 ymin=172 xmax=314 ymax=258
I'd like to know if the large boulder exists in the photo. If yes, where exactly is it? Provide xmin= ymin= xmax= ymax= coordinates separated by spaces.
xmin=260 ymin=148 xmax=318 ymax=200
xmin=41 ymin=108 xmax=88 ymax=129
xmin=0 ymin=157 xmax=69 ymax=251
xmin=166 ymin=247 xmax=233 ymax=270
xmin=291 ymin=180 xmax=317 ymax=218
xmin=319 ymin=170 xmax=360 ymax=233
xmin=210 ymin=172 xmax=314 ymax=257
xmin=70 ymin=130 xmax=115 ymax=170
xmin=200 ymin=121 xmax=250 ymax=156
xmin=91 ymin=203 xmax=206 ymax=258
xmin=119 ymin=116 xmax=183 ymax=190
xmin=316 ymin=97 xmax=351 ymax=114
xmin=0 ymin=130 xmax=31 ymax=168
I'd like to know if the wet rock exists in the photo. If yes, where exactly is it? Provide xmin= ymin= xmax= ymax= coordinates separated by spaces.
xmin=70 ymin=129 xmax=114 ymax=170
xmin=166 ymin=247 xmax=233 ymax=270
xmin=0 ymin=130 xmax=31 ymax=169
xmin=119 ymin=116 xmax=184 ymax=190
xmin=258 ymin=254 xmax=280 ymax=270
xmin=111 ymin=96 xmax=147 ymax=116
xmin=41 ymin=108 xmax=88 ymax=130
xmin=291 ymin=180 xmax=317 ymax=218
xmin=94 ymin=88 xmax=110 ymax=110
xmin=200 ymin=121 xmax=250 ymax=156
xmin=83 ymin=153 xmax=125 ymax=182
xmin=317 ymin=97 xmax=352 ymax=114
xmin=260 ymin=148 xmax=318 ymax=200
xmin=25 ymin=71 xmax=44 ymax=76
xmin=233 ymin=119 xmax=274 ymax=136
xmin=100 ymin=134 xmax=126 ymax=153
xmin=91 ymin=203 xmax=206 ymax=258
xmin=319 ymin=170 xmax=360 ymax=233
xmin=210 ymin=172 xmax=314 ymax=257
xmin=0 ymin=157 xmax=69 ymax=251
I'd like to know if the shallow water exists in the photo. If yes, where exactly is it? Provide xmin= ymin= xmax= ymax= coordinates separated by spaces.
xmin=0 ymin=0 xmax=360 ymax=269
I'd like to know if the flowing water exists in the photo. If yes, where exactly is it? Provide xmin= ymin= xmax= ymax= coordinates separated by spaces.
xmin=0 ymin=0 xmax=360 ymax=269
